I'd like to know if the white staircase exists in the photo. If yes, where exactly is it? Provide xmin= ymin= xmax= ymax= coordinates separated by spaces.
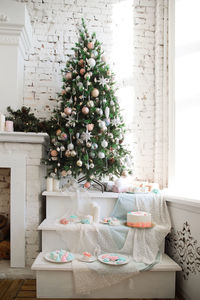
xmin=31 ymin=191 xmax=181 ymax=299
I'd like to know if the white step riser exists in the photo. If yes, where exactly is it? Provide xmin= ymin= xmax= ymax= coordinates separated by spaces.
xmin=41 ymin=230 xmax=165 ymax=253
xmin=36 ymin=270 xmax=176 ymax=299
xmin=46 ymin=195 xmax=116 ymax=219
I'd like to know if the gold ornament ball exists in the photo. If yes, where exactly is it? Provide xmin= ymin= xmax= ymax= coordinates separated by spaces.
xmin=56 ymin=129 xmax=61 ymax=136
xmin=91 ymin=88 xmax=99 ymax=98
xmin=86 ymin=142 xmax=92 ymax=148
xmin=71 ymin=150 xmax=76 ymax=157
xmin=65 ymin=150 xmax=71 ymax=157
xmin=77 ymin=160 xmax=83 ymax=167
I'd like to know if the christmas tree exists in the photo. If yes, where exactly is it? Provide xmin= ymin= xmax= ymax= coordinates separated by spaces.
xmin=46 ymin=19 xmax=131 ymax=185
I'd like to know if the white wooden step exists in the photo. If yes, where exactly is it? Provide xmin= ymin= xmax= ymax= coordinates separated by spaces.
xmin=38 ymin=219 xmax=165 ymax=253
xmin=31 ymin=252 xmax=181 ymax=298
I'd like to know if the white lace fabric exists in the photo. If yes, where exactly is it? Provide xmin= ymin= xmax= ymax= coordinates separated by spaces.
xmin=54 ymin=193 xmax=170 ymax=294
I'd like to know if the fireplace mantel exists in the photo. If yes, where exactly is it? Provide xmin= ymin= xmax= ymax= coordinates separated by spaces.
xmin=0 ymin=132 xmax=49 ymax=144
xmin=0 ymin=132 xmax=48 ymax=268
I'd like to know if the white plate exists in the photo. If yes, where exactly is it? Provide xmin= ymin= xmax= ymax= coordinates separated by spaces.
xmin=44 ymin=252 xmax=74 ymax=264
xmin=98 ymin=253 xmax=129 ymax=265
xmin=100 ymin=220 xmax=121 ymax=226
xmin=78 ymin=256 xmax=96 ymax=263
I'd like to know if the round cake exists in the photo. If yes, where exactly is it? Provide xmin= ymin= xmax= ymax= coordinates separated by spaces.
xmin=82 ymin=251 xmax=92 ymax=261
xmin=127 ymin=211 xmax=151 ymax=228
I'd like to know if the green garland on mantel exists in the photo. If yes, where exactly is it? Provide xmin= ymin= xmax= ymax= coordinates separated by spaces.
xmin=6 ymin=106 xmax=52 ymax=134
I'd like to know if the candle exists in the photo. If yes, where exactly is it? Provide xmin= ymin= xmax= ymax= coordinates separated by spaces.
xmin=0 ymin=114 xmax=5 ymax=131
xmin=53 ymin=178 xmax=60 ymax=192
xmin=46 ymin=177 xmax=53 ymax=192
xmin=92 ymin=202 xmax=100 ymax=223
xmin=5 ymin=120 xmax=14 ymax=132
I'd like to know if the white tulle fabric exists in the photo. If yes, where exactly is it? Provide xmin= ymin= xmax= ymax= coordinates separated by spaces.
xmin=55 ymin=192 xmax=170 ymax=294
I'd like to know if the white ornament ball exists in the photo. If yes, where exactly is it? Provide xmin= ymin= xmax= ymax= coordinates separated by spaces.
xmin=98 ymin=151 xmax=105 ymax=159
xmin=90 ymin=151 xmax=95 ymax=158
xmin=90 ymin=163 xmax=94 ymax=169
xmin=110 ymin=100 xmax=114 ymax=106
xmin=91 ymin=143 xmax=98 ymax=150
xmin=99 ymin=121 xmax=106 ymax=129
xmin=66 ymin=170 xmax=72 ymax=175
xmin=71 ymin=150 xmax=76 ymax=157
xmin=77 ymin=160 xmax=83 ymax=167
xmin=88 ymin=58 xmax=96 ymax=68
xmin=87 ymin=100 xmax=94 ymax=107
xmin=60 ymin=146 xmax=65 ymax=151
xmin=84 ymin=73 xmax=90 ymax=80
xmin=101 ymin=140 xmax=108 ymax=148
xmin=68 ymin=143 xmax=74 ymax=150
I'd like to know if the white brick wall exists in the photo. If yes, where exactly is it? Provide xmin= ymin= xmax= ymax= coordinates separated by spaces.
xmin=21 ymin=0 xmax=167 ymax=186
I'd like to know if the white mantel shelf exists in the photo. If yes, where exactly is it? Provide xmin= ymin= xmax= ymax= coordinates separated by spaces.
xmin=42 ymin=190 xmax=119 ymax=198
xmin=0 ymin=131 xmax=49 ymax=144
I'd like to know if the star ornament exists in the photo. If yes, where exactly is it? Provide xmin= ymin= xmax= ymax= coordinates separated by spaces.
xmin=81 ymin=130 xmax=92 ymax=142
xmin=66 ymin=115 xmax=76 ymax=127
xmin=111 ymin=118 xmax=120 ymax=127
xmin=98 ymin=77 xmax=109 ymax=87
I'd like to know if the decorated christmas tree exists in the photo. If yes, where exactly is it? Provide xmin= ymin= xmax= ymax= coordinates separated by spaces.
xmin=46 ymin=19 xmax=131 ymax=186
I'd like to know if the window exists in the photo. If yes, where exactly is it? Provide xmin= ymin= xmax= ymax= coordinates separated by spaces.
xmin=169 ymin=0 xmax=200 ymax=196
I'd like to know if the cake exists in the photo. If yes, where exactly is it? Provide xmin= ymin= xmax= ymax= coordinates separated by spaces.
xmin=81 ymin=215 xmax=93 ymax=224
xmin=102 ymin=217 xmax=120 ymax=226
xmin=127 ymin=211 xmax=151 ymax=227
xmin=82 ymin=251 xmax=92 ymax=261
xmin=49 ymin=250 xmax=73 ymax=262
xmin=60 ymin=218 xmax=69 ymax=225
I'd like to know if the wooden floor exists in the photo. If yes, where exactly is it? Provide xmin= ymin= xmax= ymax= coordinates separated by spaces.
xmin=0 ymin=279 xmax=183 ymax=300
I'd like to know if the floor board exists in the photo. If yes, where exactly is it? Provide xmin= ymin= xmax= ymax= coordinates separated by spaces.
xmin=0 ymin=279 xmax=183 ymax=300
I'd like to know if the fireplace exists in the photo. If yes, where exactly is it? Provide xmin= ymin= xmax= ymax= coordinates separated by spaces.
xmin=0 ymin=132 xmax=48 ymax=270
xmin=0 ymin=168 xmax=10 ymax=260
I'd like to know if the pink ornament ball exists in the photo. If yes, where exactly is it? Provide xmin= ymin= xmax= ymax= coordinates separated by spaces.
xmin=84 ymin=182 xmax=91 ymax=189
xmin=79 ymin=59 xmax=84 ymax=67
xmin=82 ymin=107 xmax=89 ymax=115
xmin=60 ymin=132 xmax=67 ymax=140
xmin=91 ymin=88 xmax=99 ymax=98
xmin=87 ymin=123 xmax=94 ymax=131
xmin=80 ymin=68 xmax=85 ymax=75
xmin=87 ymin=42 xmax=94 ymax=50
xmin=64 ymin=107 xmax=72 ymax=115
xmin=51 ymin=150 xmax=58 ymax=157
xmin=66 ymin=72 xmax=72 ymax=80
